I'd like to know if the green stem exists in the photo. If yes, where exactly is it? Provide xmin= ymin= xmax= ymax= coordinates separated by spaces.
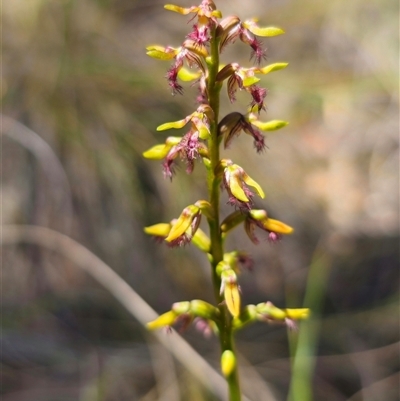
xmin=206 ymin=25 xmax=241 ymax=401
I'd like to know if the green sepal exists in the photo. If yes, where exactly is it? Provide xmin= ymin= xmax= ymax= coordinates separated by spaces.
xmin=198 ymin=126 xmax=210 ymax=140
xmin=251 ymin=120 xmax=289 ymax=131
xmin=191 ymin=228 xmax=211 ymax=253
xmin=259 ymin=62 xmax=288 ymax=74
xmin=177 ymin=67 xmax=202 ymax=81
xmin=211 ymin=10 xmax=222 ymax=18
xmin=164 ymin=4 xmax=191 ymax=14
xmin=146 ymin=45 xmax=176 ymax=60
xmin=242 ymin=76 xmax=260 ymax=87
xmin=147 ymin=310 xmax=178 ymax=330
xmin=142 ymin=137 xmax=181 ymax=160
xmin=144 ymin=223 xmax=171 ymax=237
xmin=202 ymin=157 xmax=211 ymax=169
xmin=246 ymin=24 xmax=285 ymax=37
xmin=157 ymin=120 xmax=187 ymax=131
xmin=142 ymin=144 xmax=170 ymax=160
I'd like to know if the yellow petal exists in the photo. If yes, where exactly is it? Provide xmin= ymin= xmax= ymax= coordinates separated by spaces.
xmin=165 ymin=205 xmax=199 ymax=242
xmin=258 ymin=62 xmax=288 ymax=75
xmin=144 ymin=223 xmax=171 ymax=237
xmin=142 ymin=144 xmax=170 ymax=160
xmin=178 ymin=67 xmax=202 ymax=82
xmin=251 ymin=120 xmax=289 ymax=131
xmin=164 ymin=4 xmax=192 ymax=15
xmin=262 ymin=218 xmax=294 ymax=235
xmin=157 ymin=119 xmax=188 ymax=131
xmin=242 ymin=173 xmax=265 ymax=198
xmin=224 ymin=282 xmax=241 ymax=318
xmin=285 ymin=308 xmax=310 ymax=320
xmin=147 ymin=310 xmax=177 ymax=330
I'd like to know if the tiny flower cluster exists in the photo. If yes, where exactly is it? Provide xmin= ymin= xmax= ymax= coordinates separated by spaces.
xmin=143 ymin=5 xmax=309 ymax=392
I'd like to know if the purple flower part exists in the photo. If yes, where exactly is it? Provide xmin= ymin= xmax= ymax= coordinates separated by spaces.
xmin=244 ymin=218 xmax=260 ymax=244
xmin=179 ymin=47 xmax=205 ymax=71
xmin=227 ymin=74 xmax=243 ymax=103
xmin=245 ymin=215 xmax=282 ymax=245
xmin=193 ymin=318 xmax=213 ymax=338
xmin=151 ymin=235 xmax=167 ymax=245
xmin=240 ymin=30 xmax=267 ymax=65
xmin=166 ymin=62 xmax=184 ymax=95
xmin=249 ymin=38 xmax=268 ymax=65
xmin=187 ymin=24 xmax=210 ymax=47
xmin=164 ymin=326 xmax=173 ymax=334
xmin=241 ymin=121 xmax=267 ymax=153
xmin=285 ymin=318 xmax=298 ymax=331
xmin=226 ymin=186 xmax=254 ymax=211
xmin=248 ymin=85 xmax=267 ymax=113
xmin=267 ymin=231 xmax=281 ymax=243
xmin=175 ymin=313 xmax=194 ymax=333
xmin=162 ymin=158 xmax=176 ymax=181
xmin=227 ymin=195 xmax=252 ymax=211
xmin=219 ymin=22 xmax=241 ymax=52
xmin=167 ymin=234 xmax=191 ymax=248
xmin=196 ymin=75 xmax=208 ymax=104
xmin=252 ymin=130 xmax=266 ymax=153
xmin=178 ymin=130 xmax=202 ymax=173
xmin=237 ymin=252 xmax=254 ymax=271
xmin=185 ymin=131 xmax=201 ymax=160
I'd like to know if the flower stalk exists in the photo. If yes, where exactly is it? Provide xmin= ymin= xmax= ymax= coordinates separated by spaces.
xmin=143 ymin=2 xmax=308 ymax=400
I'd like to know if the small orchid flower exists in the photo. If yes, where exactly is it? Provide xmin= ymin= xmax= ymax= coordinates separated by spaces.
xmin=147 ymin=39 xmax=207 ymax=95
xmin=219 ymin=17 xmax=285 ymax=65
xmin=164 ymin=1 xmax=222 ymax=24
xmin=216 ymin=62 xmax=288 ymax=113
xmin=157 ymin=104 xmax=214 ymax=140
xmin=216 ymin=159 xmax=265 ymax=210
xmin=245 ymin=209 xmax=293 ymax=244
xmin=218 ymin=112 xmax=266 ymax=153
xmin=164 ymin=204 xmax=202 ymax=247
xmin=255 ymin=301 xmax=310 ymax=330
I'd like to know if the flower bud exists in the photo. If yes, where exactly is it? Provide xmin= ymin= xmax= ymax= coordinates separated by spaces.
xmin=221 ymin=350 xmax=236 ymax=377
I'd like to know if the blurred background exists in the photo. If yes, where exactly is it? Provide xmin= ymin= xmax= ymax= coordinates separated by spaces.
xmin=2 ymin=0 xmax=399 ymax=400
